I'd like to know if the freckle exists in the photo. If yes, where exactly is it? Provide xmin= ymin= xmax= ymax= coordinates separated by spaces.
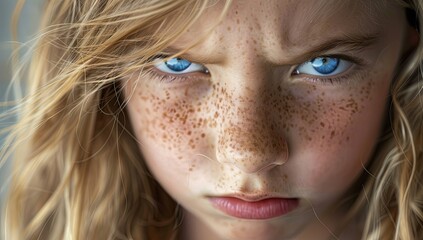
xmin=227 ymin=26 xmax=231 ymax=31
xmin=330 ymin=131 xmax=336 ymax=139
xmin=201 ymin=133 xmax=206 ymax=138
xmin=320 ymin=122 xmax=325 ymax=127
xmin=277 ymin=86 xmax=282 ymax=92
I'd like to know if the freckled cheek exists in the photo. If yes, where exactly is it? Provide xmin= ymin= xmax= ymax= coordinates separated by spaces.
xmin=293 ymin=80 xmax=389 ymax=199
xmin=125 ymin=90 xmax=223 ymax=197
xmin=287 ymin=74 xmax=383 ymax=148
xmin=292 ymin=120 xmax=373 ymax=200
xmin=125 ymin=90 xmax=214 ymax=162
xmin=284 ymin=97 xmax=361 ymax=151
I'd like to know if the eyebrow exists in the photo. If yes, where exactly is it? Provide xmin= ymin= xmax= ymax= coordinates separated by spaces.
xmin=286 ymin=32 xmax=381 ymax=64
xmin=158 ymin=32 xmax=381 ymax=64
xmin=158 ymin=47 xmax=194 ymax=59
xmin=157 ymin=46 xmax=223 ymax=66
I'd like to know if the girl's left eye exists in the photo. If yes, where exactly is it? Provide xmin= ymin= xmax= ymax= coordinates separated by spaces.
xmin=294 ymin=57 xmax=353 ymax=76
xmin=154 ymin=57 xmax=207 ymax=74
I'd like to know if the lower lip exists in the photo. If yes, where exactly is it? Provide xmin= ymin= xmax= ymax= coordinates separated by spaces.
xmin=210 ymin=197 xmax=299 ymax=220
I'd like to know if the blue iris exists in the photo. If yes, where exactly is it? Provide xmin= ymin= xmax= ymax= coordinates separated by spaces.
xmin=310 ymin=57 xmax=339 ymax=74
xmin=165 ymin=58 xmax=192 ymax=72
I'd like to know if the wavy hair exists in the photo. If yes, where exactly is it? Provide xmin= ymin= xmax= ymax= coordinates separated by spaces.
xmin=1 ymin=0 xmax=422 ymax=239
xmin=356 ymin=0 xmax=423 ymax=239
xmin=2 ymin=0 xmax=230 ymax=239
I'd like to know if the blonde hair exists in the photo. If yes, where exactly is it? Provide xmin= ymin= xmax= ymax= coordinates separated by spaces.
xmin=3 ymin=0 xmax=229 ymax=239
xmin=1 ymin=0 xmax=422 ymax=239
xmin=356 ymin=0 xmax=423 ymax=238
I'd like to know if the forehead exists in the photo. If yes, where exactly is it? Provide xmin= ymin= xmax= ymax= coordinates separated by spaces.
xmin=216 ymin=0 xmax=390 ymax=26
xmin=264 ymin=0 xmax=388 ymax=45
xmin=172 ymin=0 xmax=399 ymax=53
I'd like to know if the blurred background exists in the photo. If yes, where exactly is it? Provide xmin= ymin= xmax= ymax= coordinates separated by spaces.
xmin=1 ymin=0 xmax=43 ymax=213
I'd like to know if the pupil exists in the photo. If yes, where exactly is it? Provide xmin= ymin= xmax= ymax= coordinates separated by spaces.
xmin=165 ymin=58 xmax=191 ymax=72
xmin=311 ymin=57 xmax=339 ymax=74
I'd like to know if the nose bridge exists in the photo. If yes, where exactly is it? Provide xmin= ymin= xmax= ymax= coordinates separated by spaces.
xmin=215 ymin=67 xmax=288 ymax=174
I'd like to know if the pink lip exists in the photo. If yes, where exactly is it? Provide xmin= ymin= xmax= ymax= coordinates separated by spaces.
xmin=210 ymin=196 xmax=299 ymax=219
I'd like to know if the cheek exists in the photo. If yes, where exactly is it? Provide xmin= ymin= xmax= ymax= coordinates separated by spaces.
xmin=285 ymin=76 xmax=375 ymax=146
xmin=291 ymin=75 xmax=390 ymax=198
xmin=123 ymin=80 xmax=216 ymax=174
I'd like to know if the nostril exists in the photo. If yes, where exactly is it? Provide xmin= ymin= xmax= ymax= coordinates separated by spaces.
xmin=255 ymin=160 xmax=287 ymax=173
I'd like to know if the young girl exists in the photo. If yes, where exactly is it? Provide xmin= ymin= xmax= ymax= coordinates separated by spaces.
xmin=2 ymin=0 xmax=423 ymax=239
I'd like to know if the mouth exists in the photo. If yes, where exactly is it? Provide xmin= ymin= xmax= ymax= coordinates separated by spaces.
xmin=209 ymin=195 xmax=299 ymax=220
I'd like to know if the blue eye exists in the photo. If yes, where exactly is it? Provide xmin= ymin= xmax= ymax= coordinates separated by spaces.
xmin=154 ymin=57 xmax=207 ymax=74
xmin=295 ymin=57 xmax=352 ymax=76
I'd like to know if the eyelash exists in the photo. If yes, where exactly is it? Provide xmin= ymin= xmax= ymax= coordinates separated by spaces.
xmin=148 ymin=54 xmax=365 ymax=85
xmin=147 ymin=69 xmax=209 ymax=84
xmin=300 ymin=72 xmax=354 ymax=85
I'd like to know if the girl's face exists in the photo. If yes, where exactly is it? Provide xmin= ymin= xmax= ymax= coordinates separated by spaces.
xmin=124 ymin=0 xmax=415 ymax=239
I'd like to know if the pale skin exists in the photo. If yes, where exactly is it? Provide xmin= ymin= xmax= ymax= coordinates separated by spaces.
xmin=123 ymin=0 xmax=417 ymax=239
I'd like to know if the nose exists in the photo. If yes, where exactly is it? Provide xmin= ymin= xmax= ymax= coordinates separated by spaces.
xmin=216 ymin=123 xmax=288 ymax=173
xmin=215 ymin=78 xmax=289 ymax=174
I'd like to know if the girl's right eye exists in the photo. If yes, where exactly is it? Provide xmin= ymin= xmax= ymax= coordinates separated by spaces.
xmin=154 ymin=57 xmax=208 ymax=74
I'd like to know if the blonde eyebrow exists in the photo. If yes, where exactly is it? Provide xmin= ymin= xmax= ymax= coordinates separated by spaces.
xmin=288 ymin=32 xmax=381 ymax=64
xmin=156 ymin=47 xmax=210 ymax=63
xmin=158 ymin=32 xmax=381 ymax=65
xmin=158 ymin=47 xmax=184 ymax=56
xmin=309 ymin=33 xmax=379 ymax=53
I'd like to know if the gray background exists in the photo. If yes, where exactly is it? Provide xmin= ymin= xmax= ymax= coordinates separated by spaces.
xmin=1 ymin=0 xmax=43 ymax=219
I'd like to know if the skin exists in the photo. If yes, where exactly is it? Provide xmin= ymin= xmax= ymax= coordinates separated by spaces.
xmin=123 ymin=0 xmax=416 ymax=239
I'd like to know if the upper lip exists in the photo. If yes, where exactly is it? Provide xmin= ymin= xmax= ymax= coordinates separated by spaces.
xmin=209 ymin=192 xmax=294 ymax=202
